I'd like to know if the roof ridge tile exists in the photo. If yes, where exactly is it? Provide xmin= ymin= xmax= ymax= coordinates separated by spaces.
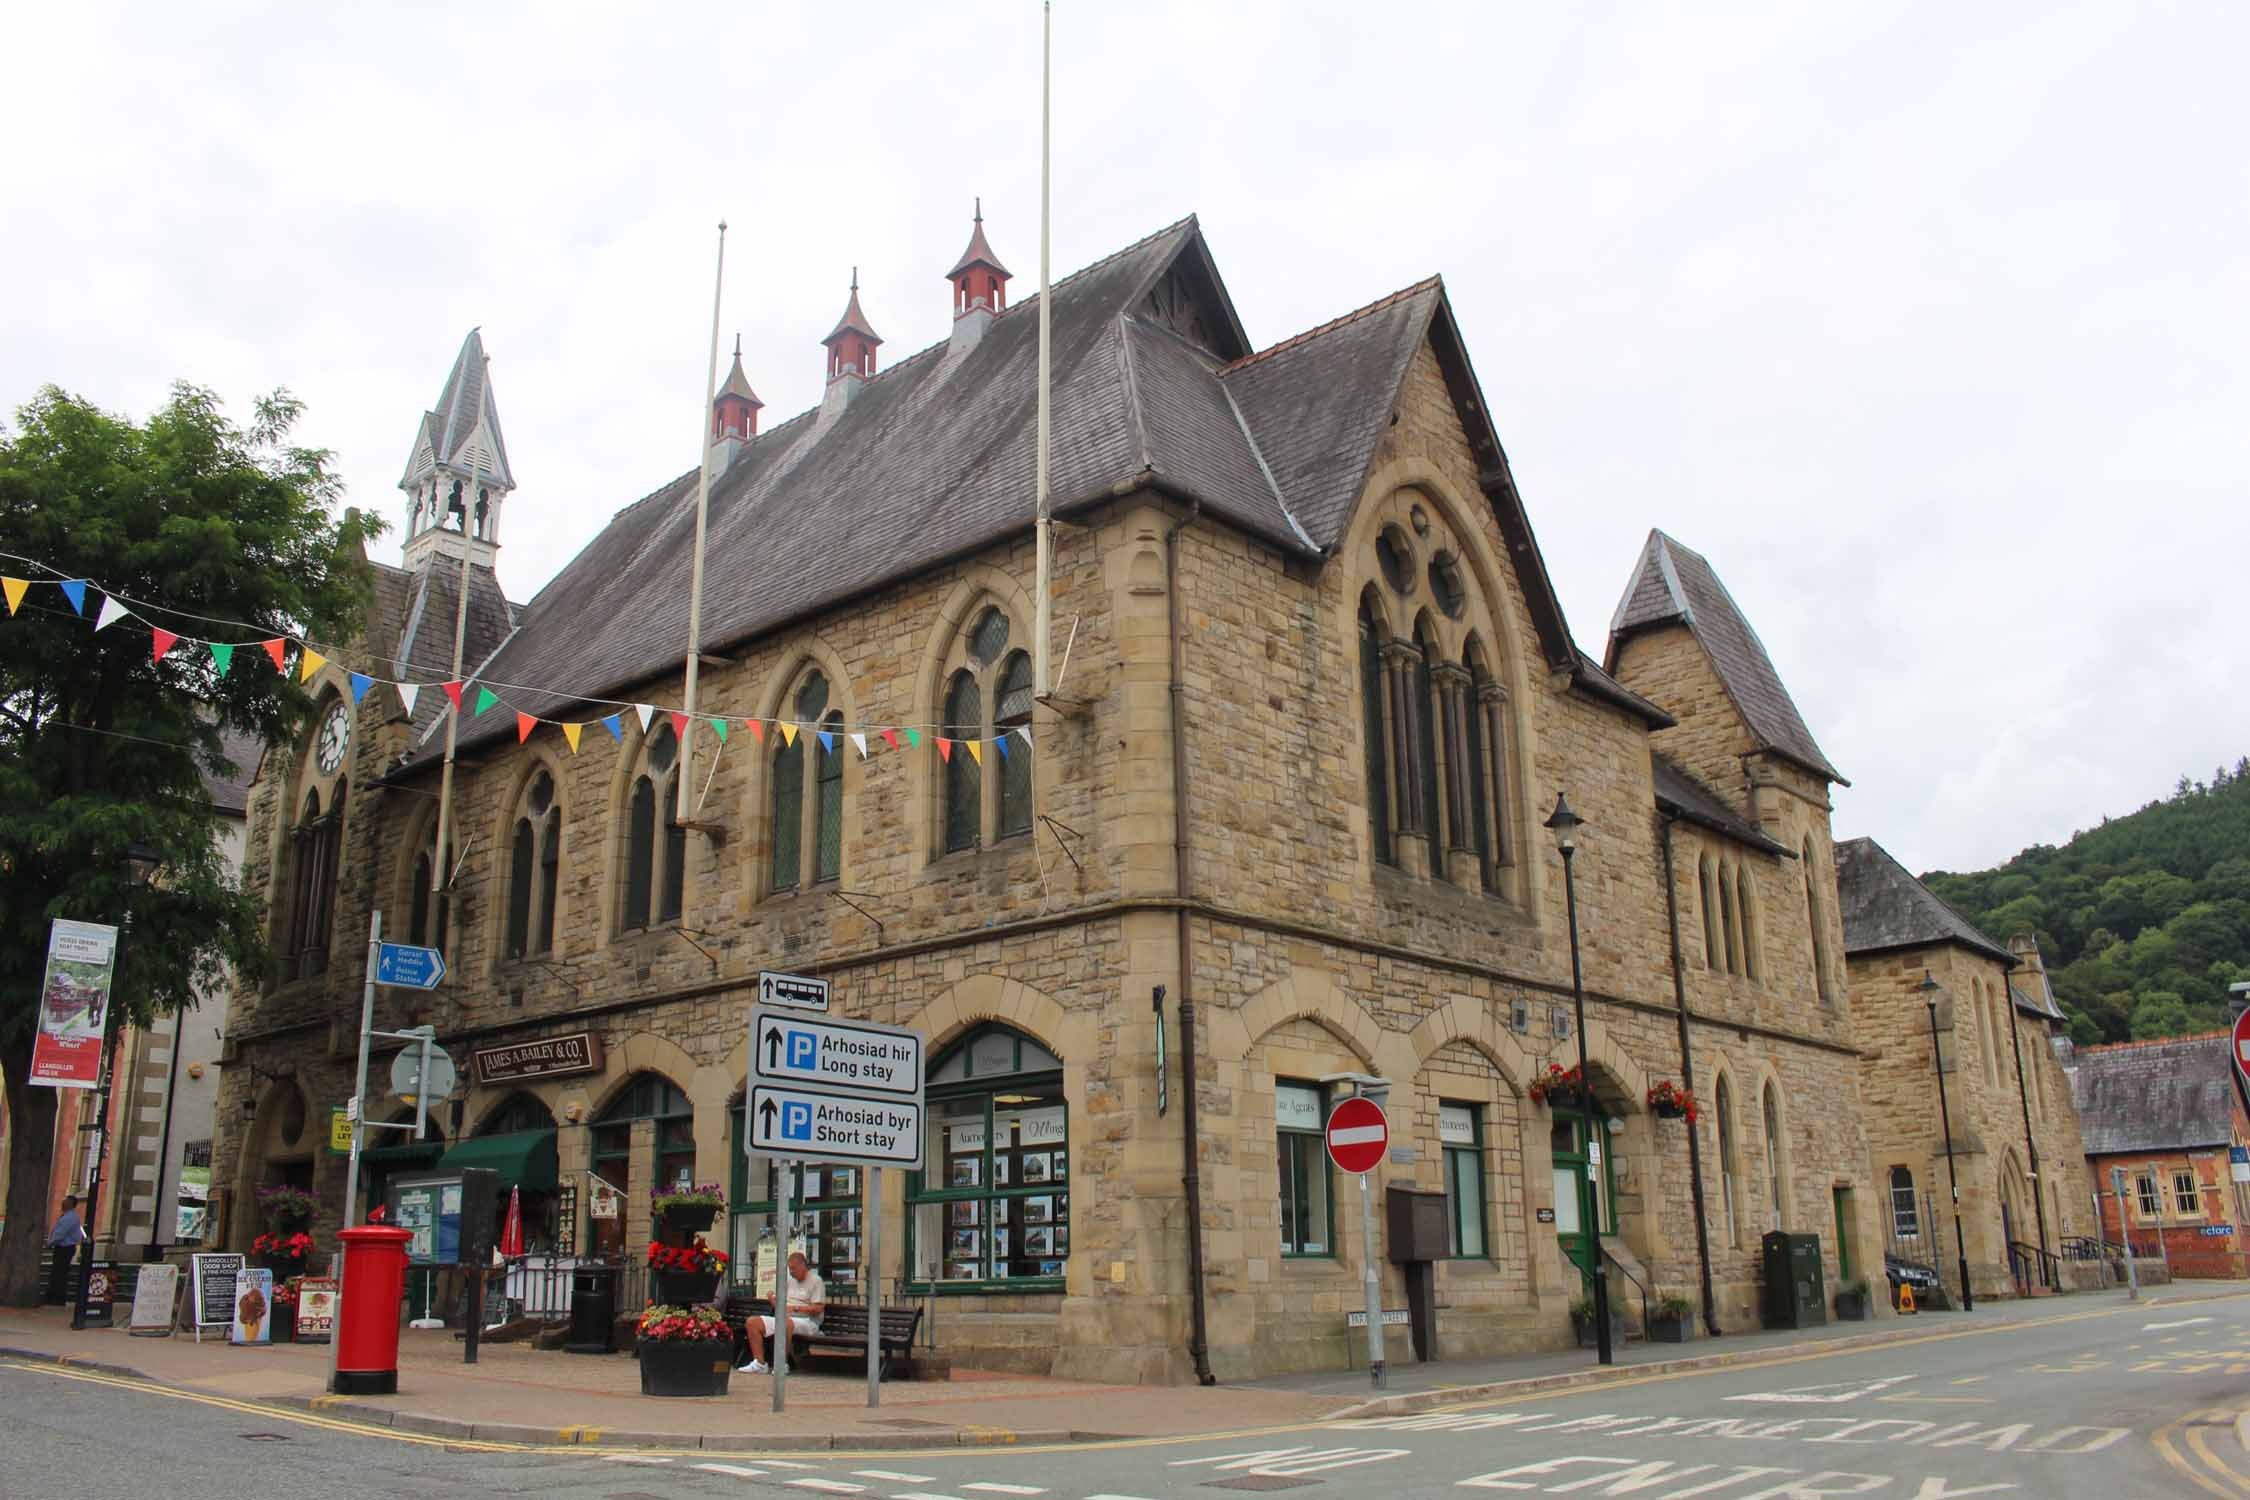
xmin=1221 ymin=274 xmax=1441 ymax=373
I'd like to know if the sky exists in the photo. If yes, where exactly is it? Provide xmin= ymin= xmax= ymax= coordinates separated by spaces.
xmin=5 ymin=1 xmax=2246 ymax=875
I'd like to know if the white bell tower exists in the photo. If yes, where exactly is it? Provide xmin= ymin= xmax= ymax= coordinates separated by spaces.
xmin=400 ymin=329 xmax=516 ymax=576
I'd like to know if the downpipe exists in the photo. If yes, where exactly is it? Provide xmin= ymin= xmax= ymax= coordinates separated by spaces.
xmin=1167 ymin=503 xmax=1217 ymax=1385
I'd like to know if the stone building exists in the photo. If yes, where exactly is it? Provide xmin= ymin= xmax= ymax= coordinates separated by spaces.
xmin=215 ymin=211 xmax=1892 ymax=1381
xmin=2071 ymin=1032 xmax=2250 ymax=1280
xmin=1836 ymin=840 xmax=2096 ymax=1300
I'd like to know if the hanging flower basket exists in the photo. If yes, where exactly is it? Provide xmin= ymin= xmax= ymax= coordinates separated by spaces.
xmin=258 ymin=1185 xmax=317 ymax=1233
xmin=652 ymin=1184 xmax=724 ymax=1235
xmin=636 ymin=1305 xmax=735 ymax=1397
xmin=1527 ymin=1064 xmax=1588 ymax=1111
xmin=647 ymin=1238 xmax=728 ymax=1304
xmin=254 ymin=1232 xmax=318 ymax=1277
xmin=1646 ymin=1080 xmax=1697 ymax=1122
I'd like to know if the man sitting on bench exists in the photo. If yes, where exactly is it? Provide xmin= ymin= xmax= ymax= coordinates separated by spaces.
xmin=740 ymin=1250 xmax=825 ymax=1374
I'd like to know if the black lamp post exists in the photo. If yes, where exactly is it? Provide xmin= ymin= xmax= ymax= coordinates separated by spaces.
xmin=1921 ymin=970 xmax=1974 ymax=1312
xmin=74 ymin=841 xmax=162 ymax=1330
xmin=1546 ymin=792 xmax=1611 ymax=1365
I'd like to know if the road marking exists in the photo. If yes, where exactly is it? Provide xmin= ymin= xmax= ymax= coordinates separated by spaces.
xmin=1172 ymin=1446 xmax=1409 ymax=1476
xmin=962 ymin=1486 xmax=1047 ymax=1495
xmin=1950 ymin=1376 xmax=1988 ymax=1385
xmin=2148 ymin=1317 xmax=2217 ymax=1330
xmin=2155 ymin=1405 xmax=2248 ymax=1500
xmin=696 ymin=1463 xmax=768 ymax=1477
xmin=764 ymin=1460 xmax=819 ymax=1469
xmin=1084 ymin=1495 xmax=1161 ymax=1499
xmin=602 ymin=1454 xmax=675 ymax=1465
xmin=787 ymin=1482 xmax=866 ymax=1494
xmin=890 ymin=1494 xmax=967 ymax=1500
xmin=1878 ymin=1395 xmax=1996 ymax=1405
xmin=854 ymin=1473 xmax=937 ymax=1483
xmin=1727 ymin=1375 xmax=1916 ymax=1404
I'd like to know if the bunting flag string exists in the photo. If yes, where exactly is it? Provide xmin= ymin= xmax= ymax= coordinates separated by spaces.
xmin=0 ymin=559 xmax=1046 ymax=765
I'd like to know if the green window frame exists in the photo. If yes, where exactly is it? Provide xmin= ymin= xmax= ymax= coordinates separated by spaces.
xmin=591 ymin=1073 xmax=695 ymax=1195
xmin=726 ymin=1134 xmax=863 ymax=1294
xmin=1278 ymin=1080 xmax=1334 ymax=1257
xmin=904 ymin=1024 xmax=1068 ymax=1293
xmin=1440 ymin=1101 xmax=1488 ymax=1259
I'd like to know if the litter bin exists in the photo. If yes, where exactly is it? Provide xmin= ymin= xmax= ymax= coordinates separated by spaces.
xmin=1761 ymin=1230 xmax=1827 ymax=1330
xmin=566 ymin=1263 xmax=619 ymax=1354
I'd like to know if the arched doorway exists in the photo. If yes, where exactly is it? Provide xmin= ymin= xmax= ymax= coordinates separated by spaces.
xmin=588 ymin=1073 xmax=693 ymax=1260
xmin=1549 ymin=1105 xmax=1615 ymax=1287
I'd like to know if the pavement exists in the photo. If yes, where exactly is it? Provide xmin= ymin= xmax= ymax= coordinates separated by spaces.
xmin=2 ymin=1281 xmax=2246 ymax=1454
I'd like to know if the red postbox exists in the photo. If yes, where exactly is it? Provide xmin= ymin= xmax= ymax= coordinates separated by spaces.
xmin=332 ymin=1225 xmax=413 ymax=1395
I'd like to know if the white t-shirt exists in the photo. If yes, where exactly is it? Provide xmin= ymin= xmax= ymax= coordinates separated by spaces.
xmin=784 ymin=1269 xmax=825 ymax=1323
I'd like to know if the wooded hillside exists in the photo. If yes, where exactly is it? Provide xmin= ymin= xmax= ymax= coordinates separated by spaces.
xmin=1922 ymin=760 xmax=2250 ymax=1046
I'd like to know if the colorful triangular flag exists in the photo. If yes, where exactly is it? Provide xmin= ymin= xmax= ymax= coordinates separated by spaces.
xmin=93 ymin=595 xmax=128 ymax=632
xmin=442 ymin=680 xmax=464 ymax=711
xmin=209 ymin=642 xmax=234 ymax=676
xmin=59 ymin=580 xmax=86 ymax=615
xmin=880 ymin=728 xmax=899 ymax=752
xmin=2 ymin=578 xmax=27 ymax=615
xmin=261 ymin=638 xmax=288 ymax=672
xmin=298 ymin=646 xmax=327 ymax=682
xmin=601 ymin=713 xmax=623 ymax=741
xmin=816 ymin=729 xmax=834 ymax=754
xmin=348 ymin=672 xmax=372 ymax=704
xmin=710 ymin=717 xmax=729 ymax=744
xmin=746 ymin=719 xmax=765 ymax=745
xmin=150 ymin=628 xmax=179 ymax=662
xmin=475 ymin=687 xmax=499 ymax=716
xmin=634 ymin=703 xmax=654 ymax=733
xmin=396 ymin=682 xmax=419 ymax=717
xmin=516 ymin=712 xmax=536 ymax=743
xmin=562 ymin=722 xmax=584 ymax=753
xmin=965 ymin=739 xmax=983 ymax=765
xmin=937 ymin=736 xmax=952 ymax=763
xmin=780 ymin=722 xmax=798 ymax=748
xmin=994 ymin=734 xmax=1009 ymax=760
xmin=1016 ymin=725 xmax=1034 ymax=749
xmin=669 ymin=711 xmax=688 ymax=739
xmin=849 ymin=731 xmax=867 ymax=758
xmin=905 ymin=728 xmax=921 ymax=748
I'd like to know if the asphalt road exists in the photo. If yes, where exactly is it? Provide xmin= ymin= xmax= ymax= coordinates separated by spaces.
xmin=5 ymin=1292 xmax=2248 ymax=1500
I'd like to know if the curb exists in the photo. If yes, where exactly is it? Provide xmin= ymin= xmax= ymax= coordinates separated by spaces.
xmin=1324 ymin=1282 xmax=2250 ymax=1421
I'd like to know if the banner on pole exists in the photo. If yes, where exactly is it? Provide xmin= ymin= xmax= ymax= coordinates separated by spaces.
xmin=30 ymin=918 xmax=119 ymax=1088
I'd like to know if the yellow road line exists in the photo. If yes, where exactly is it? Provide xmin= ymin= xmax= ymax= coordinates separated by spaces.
xmin=2156 ymin=1406 xmax=2250 ymax=1500
xmin=2187 ymin=1416 xmax=2250 ymax=1496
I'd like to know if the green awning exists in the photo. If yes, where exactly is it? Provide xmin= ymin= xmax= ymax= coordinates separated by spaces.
xmin=362 ymin=1141 xmax=444 ymax=1169
xmin=437 ymin=1128 xmax=559 ymax=1191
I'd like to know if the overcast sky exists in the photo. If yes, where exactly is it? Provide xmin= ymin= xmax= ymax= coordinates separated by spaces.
xmin=7 ymin=2 xmax=2245 ymax=874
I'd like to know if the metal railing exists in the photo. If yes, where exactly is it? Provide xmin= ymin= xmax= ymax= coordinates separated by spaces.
xmin=1601 ymin=1244 xmax=1649 ymax=1340
xmin=2007 ymin=1240 xmax=2061 ymax=1295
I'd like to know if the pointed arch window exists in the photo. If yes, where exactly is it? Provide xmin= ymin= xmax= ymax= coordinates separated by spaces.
xmin=1358 ymin=592 xmax=1394 ymax=866
xmin=409 ymin=822 xmax=451 ymax=955
xmin=1700 ymin=857 xmax=1722 ymax=967
xmin=1412 ymin=618 xmax=1444 ymax=876
xmin=1715 ymin=1076 xmax=1741 ymax=1247
xmin=1737 ymin=867 xmax=1760 ymax=981
xmin=937 ymin=607 xmax=1032 ymax=856
xmin=1465 ymin=640 xmax=1512 ymax=887
xmin=1762 ymin=1081 xmax=1788 ymax=1229
xmin=772 ymin=671 xmax=846 ymax=891
xmin=506 ymin=771 xmax=562 ymax=959
xmin=286 ymin=781 xmax=347 ymax=978
xmin=621 ymin=725 xmax=685 ymax=932
xmin=1804 ymin=839 xmax=1836 ymax=1006
xmin=906 ymin=1023 xmax=1068 ymax=1288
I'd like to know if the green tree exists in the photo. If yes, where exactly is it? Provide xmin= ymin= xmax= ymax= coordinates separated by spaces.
xmin=2129 ymin=991 xmax=2193 ymax=1041
xmin=0 ymin=384 xmax=376 ymax=1305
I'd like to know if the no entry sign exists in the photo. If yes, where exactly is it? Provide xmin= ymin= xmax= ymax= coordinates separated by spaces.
xmin=1326 ymin=1096 xmax=1389 ymax=1175
xmin=2232 ymin=1009 xmax=2250 ymax=1101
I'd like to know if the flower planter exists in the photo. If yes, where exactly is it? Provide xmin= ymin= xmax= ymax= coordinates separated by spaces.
xmin=1572 ymin=1313 xmax=1626 ymax=1349
xmin=1648 ymin=1313 xmax=1694 ymax=1343
xmin=651 ymin=1269 xmax=722 ymax=1305
xmin=259 ymin=1254 xmax=310 ymax=1277
xmin=1834 ymin=1291 xmax=1871 ymax=1321
xmin=658 ymin=1203 xmax=719 ymax=1235
xmin=1651 ymin=1101 xmax=1688 ymax=1120
xmin=1540 ymin=1089 xmax=1589 ymax=1113
xmin=638 ymin=1338 xmax=734 ymax=1397
xmin=271 ymin=1301 xmax=298 ymax=1344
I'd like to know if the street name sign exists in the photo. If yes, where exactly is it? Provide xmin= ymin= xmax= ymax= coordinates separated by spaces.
xmin=746 ymin=1083 xmax=922 ymax=1169
xmin=758 ymin=969 xmax=829 ymax=1012
xmin=1325 ymin=1096 xmax=1389 ymax=1175
xmin=375 ymin=942 xmax=446 ymax=991
xmin=751 ymin=1007 xmax=922 ymax=1099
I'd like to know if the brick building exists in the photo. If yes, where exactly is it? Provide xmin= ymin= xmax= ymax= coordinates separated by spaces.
xmin=1836 ymin=841 xmax=2096 ymax=1302
xmin=2071 ymin=1032 xmax=2250 ymax=1280
xmin=215 ymin=212 xmax=1906 ymax=1381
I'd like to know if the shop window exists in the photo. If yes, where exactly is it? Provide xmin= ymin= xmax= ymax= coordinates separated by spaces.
xmin=728 ymin=1144 xmax=862 ymax=1294
xmin=1277 ymin=1080 xmax=1333 ymax=1257
xmin=907 ymin=1024 xmax=1067 ymax=1288
xmin=590 ymin=1073 xmax=694 ymax=1257
xmin=1440 ymin=1102 xmax=1487 ymax=1258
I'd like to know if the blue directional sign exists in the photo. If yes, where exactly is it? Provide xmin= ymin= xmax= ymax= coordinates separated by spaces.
xmin=375 ymin=942 xmax=447 ymax=991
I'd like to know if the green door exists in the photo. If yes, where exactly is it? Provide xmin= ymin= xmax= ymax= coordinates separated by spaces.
xmin=1550 ymin=1109 xmax=1613 ymax=1287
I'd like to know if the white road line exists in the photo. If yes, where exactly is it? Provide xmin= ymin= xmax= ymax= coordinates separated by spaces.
xmin=763 ymin=1460 xmax=818 ymax=1469
xmin=601 ymin=1453 xmax=676 ymax=1464
xmin=889 ymin=1493 xmax=966 ymax=1500
xmin=695 ymin=1463 xmax=767 ymax=1477
xmin=1084 ymin=1494 xmax=1160 ymax=1499
xmin=786 ymin=1482 xmax=866 ymax=1495
xmin=854 ymin=1472 xmax=938 ymax=1483
xmin=963 ymin=1486 xmax=1047 ymax=1496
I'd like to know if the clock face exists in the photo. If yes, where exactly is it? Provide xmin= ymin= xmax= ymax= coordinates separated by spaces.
xmin=315 ymin=704 xmax=350 ymax=774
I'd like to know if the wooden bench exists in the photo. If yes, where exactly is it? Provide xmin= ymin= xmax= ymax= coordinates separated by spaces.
xmin=720 ymin=1295 xmax=924 ymax=1380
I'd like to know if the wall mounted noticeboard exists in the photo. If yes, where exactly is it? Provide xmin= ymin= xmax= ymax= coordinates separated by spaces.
xmin=388 ymin=1172 xmax=464 ymax=1266
xmin=188 ymin=1252 xmax=243 ymax=1341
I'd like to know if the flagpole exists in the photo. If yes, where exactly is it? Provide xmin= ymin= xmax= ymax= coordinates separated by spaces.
xmin=1033 ymin=1 xmax=1052 ymax=698
xmin=679 ymin=221 xmax=728 ymax=822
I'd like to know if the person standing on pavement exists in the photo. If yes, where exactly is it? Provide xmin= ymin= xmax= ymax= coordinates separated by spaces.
xmin=740 ymin=1250 xmax=825 ymax=1374
xmin=44 ymin=1194 xmax=87 ymax=1304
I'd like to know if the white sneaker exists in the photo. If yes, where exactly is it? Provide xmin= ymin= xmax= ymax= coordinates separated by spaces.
xmin=738 ymin=1359 xmax=767 ymax=1373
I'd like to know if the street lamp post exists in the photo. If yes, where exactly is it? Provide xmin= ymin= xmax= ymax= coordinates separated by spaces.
xmin=1546 ymin=792 xmax=1611 ymax=1366
xmin=1921 ymin=971 xmax=1975 ymax=1312
xmin=74 ymin=842 xmax=162 ymax=1331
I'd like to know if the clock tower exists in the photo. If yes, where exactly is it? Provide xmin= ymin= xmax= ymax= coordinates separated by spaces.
xmin=399 ymin=329 xmax=516 ymax=577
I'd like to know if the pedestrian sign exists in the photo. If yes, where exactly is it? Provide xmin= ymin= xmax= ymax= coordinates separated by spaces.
xmin=375 ymin=943 xmax=446 ymax=990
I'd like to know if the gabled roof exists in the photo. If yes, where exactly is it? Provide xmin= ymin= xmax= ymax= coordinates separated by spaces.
xmin=399 ymin=215 xmax=1605 ymax=765
xmin=1607 ymin=530 xmax=1845 ymax=784
xmin=2009 ymin=978 xmax=2064 ymax=1022
xmin=400 ymin=329 xmax=515 ymax=493
xmin=1835 ymin=836 xmax=2013 ymax=964
xmin=1654 ymin=753 xmax=1791 ymax=857
xmin=2071 ymin=1032 xmax=2237 ymax=1155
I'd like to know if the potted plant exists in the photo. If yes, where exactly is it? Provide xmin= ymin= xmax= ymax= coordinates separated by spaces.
xmin=1646 ymin=1080 xmax=1697 ymax=1121
xmin=651 ymin=1183 xmax=724 ymax=1235
xmin=1649 ymin=1292 xmax=1695 ymax=1342
xmin=647 ymin=1237 xmax=729 ymax=1305
xmin=635 ymin=1304 xmax=735 ymax=1397
xmin=270 ymin=1277 xmax=299 ymax=1343
xmin=258 ymin=1184 xmax=317 ymax=1233
xmin=1568 ymin=1293 xmax=1625 ymax=1348
xmin=1835 ymin=1279 xmax=1873 ymax=1321
xmin=253 ymin=1230 xmax=318 ymax=1277
xmin=1528 ymin=1064 xmax=1588 ymax=1111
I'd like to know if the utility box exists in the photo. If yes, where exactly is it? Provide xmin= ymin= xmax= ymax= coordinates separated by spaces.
xmin=1761 ymin=1230 xmax=1828 ymax=1330
xmin=1386 ymin=1187 xmax=1449 ymax=1264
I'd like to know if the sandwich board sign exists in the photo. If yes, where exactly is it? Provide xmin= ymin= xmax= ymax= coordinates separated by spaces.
xmin=189 ymin=1252 xmax=243 ymax=1343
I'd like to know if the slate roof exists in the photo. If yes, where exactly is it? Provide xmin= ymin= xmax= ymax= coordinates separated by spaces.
xmin=2071 ymin=1032 xmax=2238 ymax=1154
xmin=400 ymin=330 xmax=515 ymax=493
xmin=1835 ymin=836 xmax=2013 ymax=964
xmin=1606 ymin=530 xmax=1846 ymax=784
xmin=395 ymin=215 xmax=1613 ymax=767
xmin=374 ymin=557 xmax=517 ymax=745
xmin=2010 ymin=977 xmax=2065 ymax=1023
xmin=199 ymin=721 xmax=263 ymax=816
xmin=1653 ymin=753 xmax=1791 ymax=857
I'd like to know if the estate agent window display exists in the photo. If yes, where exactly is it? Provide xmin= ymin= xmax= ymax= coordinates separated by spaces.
xmin=906 ymin=1025 xmax=1069 ymax=1290
xmin=728 ymin=1151 xmax=863 ymax=1294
